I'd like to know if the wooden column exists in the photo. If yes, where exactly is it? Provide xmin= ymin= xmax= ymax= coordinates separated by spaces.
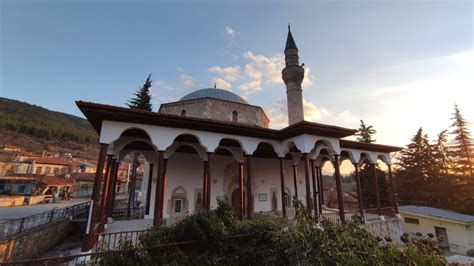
xmin=354 ymin=163 xmax=365 ymax=220
xmin=153 ymin=151 xmax=165 ymax=227
xmin=303 ymin=154 xmax=312 ymax=212
xmin=388 ymin=164 xmax=399 ymax=214
xmin=372 ymin=164 xmax=382 ymax=216
xmin=238 ymin=162 xmax=244 ymax=221
xmin=82 ymin=143 xmax=108 ymax=252
xmin=310 ymin=160 xmax=318 ymax=218
xmin=317 ymin=167 xmax=324 ymax=212
xmin=279 ymin=158 xmax=287 ymax=218
xmin=334 ymin=155 xmax=345 ymax=223
xmin=246 ymin=156 xmax=252 ymax=219
xmin=206 ymin=152 xmax=212 ymax=209
xmin=107 ymin=160 xmax=119 ymax=218
xmin=202 ymin=160 xmax=208 ymax=210
xmin=292 ymin=164 xmax=298 ymax=202
xmin=145 ymin=164 xmax=154 ymax=215
xmin=99 ymin=155 xmax=113 ymax=230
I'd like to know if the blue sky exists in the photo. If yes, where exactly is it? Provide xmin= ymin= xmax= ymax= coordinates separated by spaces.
xmin=1 ymin=0 xmax=473 ymax=147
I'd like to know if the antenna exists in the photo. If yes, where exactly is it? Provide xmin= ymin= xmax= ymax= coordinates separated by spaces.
xmin=214 ymin=83 xmax=216 ymax=89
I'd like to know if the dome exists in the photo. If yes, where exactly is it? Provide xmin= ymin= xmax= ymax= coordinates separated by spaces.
xmin=179 ymin=88 xmax=248 ymax=104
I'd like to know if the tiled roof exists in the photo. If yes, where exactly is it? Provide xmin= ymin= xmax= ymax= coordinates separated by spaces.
xmin=400 ymin=205 xmax=474 ymax=223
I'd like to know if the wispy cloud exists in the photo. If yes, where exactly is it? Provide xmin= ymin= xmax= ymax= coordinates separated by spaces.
xmin=225 ymin=26 xmax=235 ymax=38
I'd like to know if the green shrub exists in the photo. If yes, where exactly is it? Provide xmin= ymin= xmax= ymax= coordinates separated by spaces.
xmin=104 ymin=200 xmax=447 ymax=265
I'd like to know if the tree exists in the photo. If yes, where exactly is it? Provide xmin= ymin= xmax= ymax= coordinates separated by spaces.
xmin=395 ymin=128 xmax=438 ymax=206
xmin=433 ymin=130 xmax=449 ymax=175
xmin=355 ymin=120 xmax=376 ymax=143
xmin=127 ymin=74 xmax=153 ymax=111
xmin=449 ymin=104 xmax=473 ymax=176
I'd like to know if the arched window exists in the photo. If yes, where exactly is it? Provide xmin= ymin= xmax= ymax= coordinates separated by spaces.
xmin=181 ymin=109 xmax=186 ymax=116
xmin=171 ymin=186 xmax=187 ymax=215
xmin=232 ymin=111 xmax=238 ymax=122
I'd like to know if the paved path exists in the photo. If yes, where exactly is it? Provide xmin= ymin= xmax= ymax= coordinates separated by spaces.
xmin=0 ymin=198 xmax=89 ymax=222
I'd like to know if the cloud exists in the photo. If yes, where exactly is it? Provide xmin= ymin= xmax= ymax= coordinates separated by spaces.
xmin=225 ymin=26 xmax=235 ymax=38
xmin=212 ymin=77 xmax=232 ymax=91
xmin=208 ymin=66 xmax=241 ymax=82
xmin=243 ymin=51 xmax=284 ymax=84
xmin=178 ymin=74 xmax=197 ymax=88
xmin=264 ymin=98 xmax=338 ymax=129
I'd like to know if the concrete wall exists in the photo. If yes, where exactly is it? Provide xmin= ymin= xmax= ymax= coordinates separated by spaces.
xmin=159 ymin=98 xmax=269 ymax=128
xmin=400 ymin=212 xmax=474 ymax=255
xmin=0 ymin=220 xmax=73 ymax=262
xmin=363 ymin=218 xmax=405 ymax=246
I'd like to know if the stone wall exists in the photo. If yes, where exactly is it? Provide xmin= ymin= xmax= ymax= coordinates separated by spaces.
xmin=0 ymin=220 xmax=73 ymax=262
xmin=159 ymin=98 xmax=269 ymax=128
xmin=363 ymin=218 xmax=405 ymax=245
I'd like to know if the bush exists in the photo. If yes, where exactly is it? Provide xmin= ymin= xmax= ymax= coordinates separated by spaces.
xmin=104 ymin=200 xmax=447 ymax=265
xmin=467 ymin=249 xmax=474 ymax=257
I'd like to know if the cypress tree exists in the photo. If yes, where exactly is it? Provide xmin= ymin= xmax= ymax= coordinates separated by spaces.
xmin=127 ymin=74 xmax=153 ymax=111
xmin=449 ymin=104 xmax=473 ymax=176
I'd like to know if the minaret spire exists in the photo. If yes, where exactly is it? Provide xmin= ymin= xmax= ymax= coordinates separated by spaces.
xmin=282 ymin=26 xmax=305 ymax=125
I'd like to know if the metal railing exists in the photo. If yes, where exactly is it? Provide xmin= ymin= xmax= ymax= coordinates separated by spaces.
xmin=111 ymin=207 xmax=145 ymax=220
xmin=320 ymin=210 xmax=360 ymax=223
xmin=365 ymin=207 xmax=396 ymax=221
xmin=2 ymin=233 xmax=255 ymax=265
xmin=93 ymin=229 xmax=147 ymax=252
xmin=0 ymin=201 xmax=91 ymax=240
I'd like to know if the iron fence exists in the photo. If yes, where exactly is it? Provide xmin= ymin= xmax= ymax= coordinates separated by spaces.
xmin=93 ymin=229 xmax=147 ymax=252
xmin=0 ymin=201 xmax=91 ymax=240
xmin=111 ymin=207 xmax=145 ymax=220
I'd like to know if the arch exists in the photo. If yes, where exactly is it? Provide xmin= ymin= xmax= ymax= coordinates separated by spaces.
xmin=309 ymin=140 xmax=337 ymax=160
xmin=359 ymin=152 xmax=375 ymax=165
xmin=252 ymin=142 xmax=278 ymax=158
xmin=164 ymin=134 xmax=208 ymax=160
xmin=181 ymin=109 xmax=186 ymax=116
xmin=377 ymin=154 xmax=391 ymax=165
xmin=339 ymin=150 xmax=357 ymax=164
xmin=112 ymin=127 xmax=158 ymax=155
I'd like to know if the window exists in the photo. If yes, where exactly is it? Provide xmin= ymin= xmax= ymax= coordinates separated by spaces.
xmin=404 ymin=217 xmax=420 ymax=224
xmin=174 ymin=199 xmax=183 ymax=213
xmin=232 ymin=111 xmax=238 ymax=122
xmin=54 ymin=167 xmax=59 ymax=175
xmin=36 ymin=167 xmax=42 ymax=174
xmin=181 ymin=109 xmax=186 ymax=116
xmin=284 ymin=189 xmax=292 ymax=208
xmin=45 ymin=167 xmax=51 ymax=175
xmin=17 ymin=185 xmax=26 ymax=194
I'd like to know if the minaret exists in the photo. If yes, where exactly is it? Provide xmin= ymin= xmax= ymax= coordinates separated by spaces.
xmin=282 ymin=25 xmax=305 ymax=125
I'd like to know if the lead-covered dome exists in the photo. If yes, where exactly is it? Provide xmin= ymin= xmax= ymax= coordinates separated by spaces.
xmin=179 ymin=88 xmax=248 ymax=104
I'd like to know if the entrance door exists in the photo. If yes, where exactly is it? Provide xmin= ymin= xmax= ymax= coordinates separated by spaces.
xmin=434 ymin=226 xmax=450 ymax=251
xmin=231 ymin=189 xmax=245 ymax=217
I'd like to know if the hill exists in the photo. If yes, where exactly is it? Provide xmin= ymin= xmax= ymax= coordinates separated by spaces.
xmin=0 ymin=97 xmax=99 ymax=160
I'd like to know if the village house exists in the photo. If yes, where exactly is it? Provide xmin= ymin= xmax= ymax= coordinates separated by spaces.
xmin=400 ymin=205 xmax=474 ymax=255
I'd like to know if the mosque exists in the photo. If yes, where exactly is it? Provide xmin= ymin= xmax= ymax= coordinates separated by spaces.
xmin=78 ymin=28 xmax=401 ymax=250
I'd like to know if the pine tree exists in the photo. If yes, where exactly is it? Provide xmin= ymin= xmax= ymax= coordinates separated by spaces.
xmin=449 ymin=104 xmax=473 ymax=176
xmin=127 ymin=74 xmax=153 ymax=111
xmin=433 ymin=130 xmax=449 ymax=175
xmin=395 ymin=127 xmax=438 ymax=206
xmin=355 ymin=120 xmax=376 ymax=143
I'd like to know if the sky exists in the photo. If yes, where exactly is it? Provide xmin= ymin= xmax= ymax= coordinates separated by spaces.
xmin=1 ymin=0 xmax=473 ymax=149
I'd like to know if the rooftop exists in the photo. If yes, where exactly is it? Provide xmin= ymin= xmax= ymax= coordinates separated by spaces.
xmin=400 ymin=205 xmax=474 ymax=223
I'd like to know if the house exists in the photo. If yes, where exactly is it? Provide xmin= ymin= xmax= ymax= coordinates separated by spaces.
xmin=0 ymin=174 xmax=73 ymax=206
xmin=77 ymin=27 xmax=402 ymax=251
xmin=400 ymin=205 xmax=474 ymax=255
